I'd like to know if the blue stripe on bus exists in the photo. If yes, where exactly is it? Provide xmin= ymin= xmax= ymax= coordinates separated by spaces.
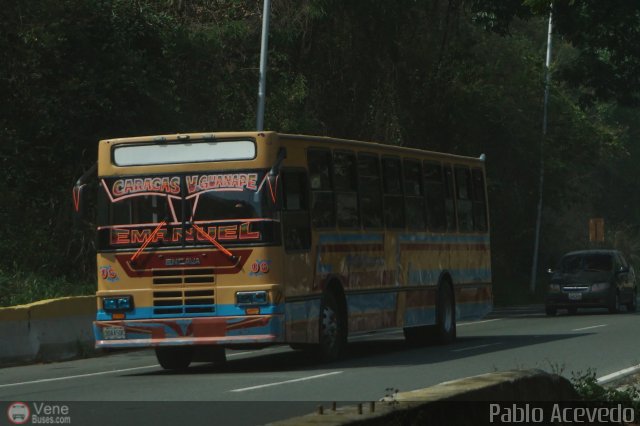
xmin=404 ymin=306 xmax=436 ymax=327
xmin=97 ymin=303 xmax=284 ymax=321
xmin=346 ymin=292 xmax=397 ymax=314
xmin=318 ymin=233 xmax=384 ymax=243
xmin=399 ymin=234 xmax=490 ymax=244
xmin=285 ymin=299 xmax=321 ymax=322
xmin=318 ymin=233 xmax=489 ymax=244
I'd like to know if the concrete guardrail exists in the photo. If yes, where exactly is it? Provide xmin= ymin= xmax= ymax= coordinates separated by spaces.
xmin=0 ymin=296 xmax=97 ymax=366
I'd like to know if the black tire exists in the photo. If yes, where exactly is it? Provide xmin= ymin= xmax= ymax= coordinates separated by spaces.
xmin=434 ymin=283 xmax=456 ymax=344
xmin=193 ymin=345 xmax=226 ymax=365
xmin=608 ymin=291 xmax=621 ymax=314
xmin=567 ymin=307 xmax=578 ymax=315
xmin=289 ymin=343 xmax=313 ymax=351
xmin=155 ymin=346 xmax=193 ymax=370
xmin=545 ymin=305 xmax=557 ymax=316
xmin=627 ymin=291 xmax=637 ymax=312
xmin=318 ymin=290 xmax=347 ymax=361
xmin=403 ymin=325 xmax=429 ymax=346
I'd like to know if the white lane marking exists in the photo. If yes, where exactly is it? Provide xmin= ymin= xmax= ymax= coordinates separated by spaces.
xmin=230 ymin=371 xmax=343 ymax=393
xmin=0 ymin=350 xmax=256 ymax=389
xmin=597 ymin=364 xmax=640 ymax=384
xmin=458 ymin=319 xmax=502 ymax=326
xmin=451 ymin=342 xmax=502 ymax=353
xmin=0 ymin=365 xmax=159 ymax=389
xmin=572 ymin=324 xmax=607 ymax=332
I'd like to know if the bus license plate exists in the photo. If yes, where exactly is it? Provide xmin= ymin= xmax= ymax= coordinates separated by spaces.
xmin=568 ymin=292 xmax=582 ymax=301
xmin=103 ymin=326 xmax=126 ymax=340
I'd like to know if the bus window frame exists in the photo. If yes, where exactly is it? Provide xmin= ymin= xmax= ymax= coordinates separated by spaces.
xmin=454 ymin=165 xmax=474 ymax=233
xmin=403 ymin=158 xmax=426 ymax=231
xmin=333 ymin=150 xmax=360 ymax=230
xmin=423 ymin=160 xmax=447 ymax=232
xmin=357 ymin=152 xmax=384 ymax=231
xmin=471 ymin=167 xmax=489 ymax=233
xmin=443 ymin=163 xmax=458 ymax=233
xmin=307 ymin=148 xmax=336 ymax=229
xmin=381 ymin=155 xmax=405 ymax=230
xmin=281 ymin=167 xmax=312 ymax=253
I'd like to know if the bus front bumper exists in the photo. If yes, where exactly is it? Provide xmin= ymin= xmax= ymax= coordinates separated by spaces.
xmin=94 ymin=315 xmax=284 ymax=348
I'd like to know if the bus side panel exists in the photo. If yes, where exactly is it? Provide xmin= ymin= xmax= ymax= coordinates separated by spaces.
xmin=399 ymin=233 xmax=492 ymax=325
xmin=284 ymin=298 xmax=321 ymax=344
xmin=449 ymin=235 xmax=492 ymax=320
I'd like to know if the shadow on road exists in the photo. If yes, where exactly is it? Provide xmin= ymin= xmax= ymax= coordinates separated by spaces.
xmin=126 ymin=330 xmax=590 ymax=377
xmin=121 ymin=304 xmax=639 ymax=377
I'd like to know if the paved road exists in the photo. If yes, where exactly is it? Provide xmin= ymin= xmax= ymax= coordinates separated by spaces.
xmin=1 ymin=306 xmax=639 ymax=425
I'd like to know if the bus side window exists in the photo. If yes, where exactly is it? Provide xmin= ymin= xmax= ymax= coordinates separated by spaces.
xmin=404 ymin=159 xmax=426 ymax=230
xmin=307 ymin=149 xmax=335 ymax=228
xmin=472 ymin=168 xmax=488 ymax=232
xmin=358 ymin=153 xmax=383 ymax=228
xmin=424 ymin=161 xmax=446 ymax=231
xmin=382 ymin=157 xmax=405 ymax=229
xmin=282 ymin=170 xmax=311 ymax=251
xmin=333 ymin=151 xmax=359 ymax=228
xmin=443 ymin=165 xmax=457 ymax=232
xmin=455 ymin=166 xmax=473 ymax=232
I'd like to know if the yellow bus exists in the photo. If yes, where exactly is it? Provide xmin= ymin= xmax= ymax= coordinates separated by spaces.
xmin=74 ymin=131 xmax=491 ymax=369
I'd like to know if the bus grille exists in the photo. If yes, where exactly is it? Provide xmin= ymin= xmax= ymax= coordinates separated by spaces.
xmin=152 ymin=289 xmax=215 ymax=316
xmin=152 ymin=268 xmax=215 ymax=285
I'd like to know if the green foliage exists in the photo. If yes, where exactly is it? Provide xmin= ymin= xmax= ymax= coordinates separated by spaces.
xmin=572 ymin=369 xmax=640 ymax=416
xmin=0 ymin=267 xmax=93 ymax=307
xmin=0 ymin=0 xmax=638 ymax=305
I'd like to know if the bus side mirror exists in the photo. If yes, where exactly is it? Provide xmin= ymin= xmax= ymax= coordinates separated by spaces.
xmin=72 ymin=162 xmax=97 ymax=224
xmin=72 ymin=184 xmax=87 ymax=222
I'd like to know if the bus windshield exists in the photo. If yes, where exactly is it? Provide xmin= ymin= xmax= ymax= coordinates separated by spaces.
xmin=96 ymin=170 xmax=279 ymax=250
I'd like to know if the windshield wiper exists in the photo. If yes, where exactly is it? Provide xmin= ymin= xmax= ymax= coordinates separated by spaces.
xmin=191 ymin=222 xmax=237 ymax=262
xmin=130 ymin=220 xmax=167 ymax=264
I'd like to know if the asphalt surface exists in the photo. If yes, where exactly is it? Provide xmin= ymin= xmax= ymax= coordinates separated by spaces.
xmin=1 ymin=305 xmax=639 ymax=425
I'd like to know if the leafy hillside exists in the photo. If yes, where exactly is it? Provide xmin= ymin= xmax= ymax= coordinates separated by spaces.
xmin=2 ymin=0 xmax=639 ymax=306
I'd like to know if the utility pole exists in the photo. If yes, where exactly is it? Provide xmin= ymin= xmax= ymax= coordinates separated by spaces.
xmin=256 ymin=0 xmax=271 ymax=131
xmin=530 ymin=4 xmax=553 ymax=294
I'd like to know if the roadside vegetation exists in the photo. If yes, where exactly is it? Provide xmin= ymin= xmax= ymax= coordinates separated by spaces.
xmin=572 ymin=369 xmax=640 ymax=419
xmin=2 ymin=0 xmax=640 ymax=306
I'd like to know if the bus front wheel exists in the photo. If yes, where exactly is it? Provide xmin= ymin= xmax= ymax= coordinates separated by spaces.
xmin=155 ymin=346 xmax=193 ymax=370
xmin=318 ymin=290 xmax=347 ymax=361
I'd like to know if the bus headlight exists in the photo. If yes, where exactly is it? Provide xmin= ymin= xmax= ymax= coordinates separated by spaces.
xmin=103 ymin=295 xmax=134 ymax=312
xmin=236 ymin=291 xmax=268 ymax=306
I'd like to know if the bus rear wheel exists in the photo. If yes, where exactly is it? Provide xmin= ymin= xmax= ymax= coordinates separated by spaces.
xmin=155 ymin=346 xmax=193 ymax=370
xmin=434 ymin=283 xmax=456 ymax=344
xmin=318 ymin=290 xmax=347 ymax=361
